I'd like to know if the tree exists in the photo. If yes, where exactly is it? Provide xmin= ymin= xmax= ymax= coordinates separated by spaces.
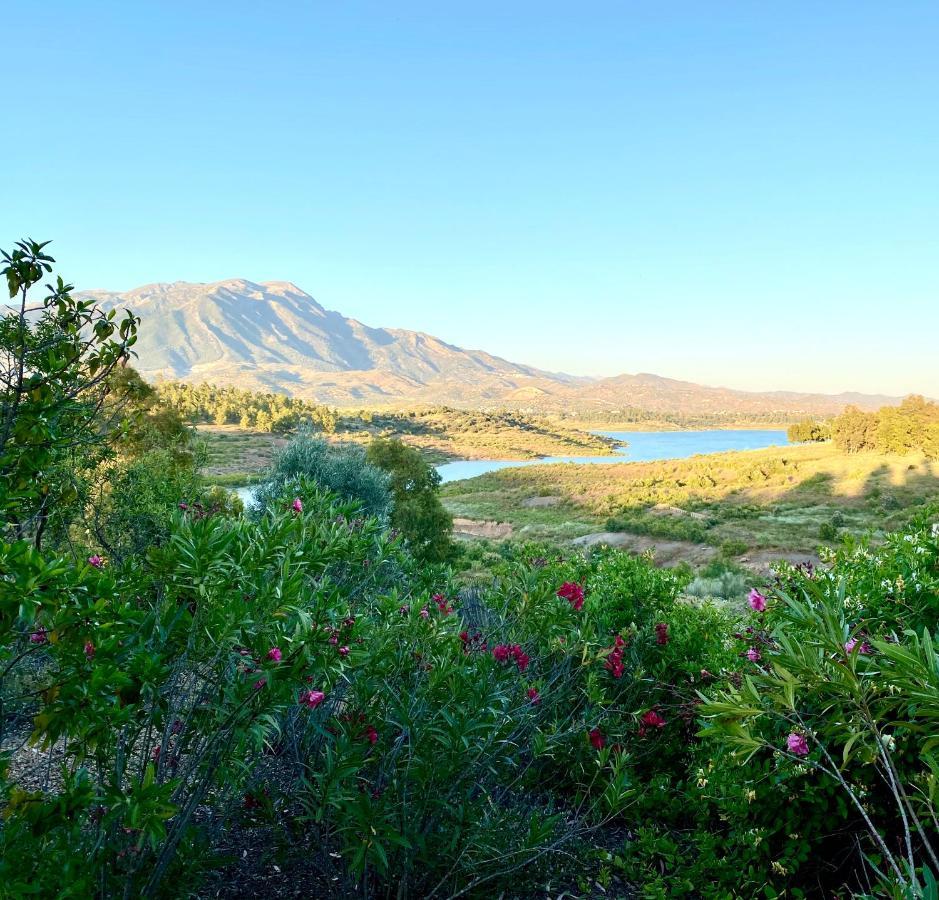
xmin=365 ymin=438 xmax=453 ymax=562
xmin=0 ymin=239 xmax=138 ymax=546
xmin=787 ymin=419 xmax=831 ymax=443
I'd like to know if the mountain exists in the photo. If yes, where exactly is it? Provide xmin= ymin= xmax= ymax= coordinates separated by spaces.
xmin=80 ymin=279 xmax=900 ymax=415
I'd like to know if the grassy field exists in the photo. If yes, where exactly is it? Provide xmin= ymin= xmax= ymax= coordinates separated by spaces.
xmin=441 ymin=443 xmax=939 ymax=556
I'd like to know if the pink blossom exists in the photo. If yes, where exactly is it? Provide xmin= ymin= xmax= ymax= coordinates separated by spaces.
xmin=655 ymin=623 xmax=669 ymax=646
xmin=253 ymin=678 xmax=267 ymax=691
xmin=844 ymin=638 xmax=872 ymax=655
xmin=29 ymin=627 xmax=47 ymax=644
xmin=291 ymin=498 xmax=303 ymax=513
xmin=639 ymin=709 xmax=666 ymax=736
xmin=266 ymin=647 xmax=282 ymax=663
xmin=338 ymin=645 xmax=350 ymax=657
xmin=557 ymin=581 xmax=585 ymax=611
xmin=746 ymin=647 xmax=761 ymax=662
xmin=84 ymin=641 xmax=95 ymax=659
xmin=747 ymin=589 xmax=767 ymax=613
xmin=364 ymin=724 xmax=378 ymax=745
xmin=398 ymin=605 xmax=410 ymax=616
xmin=88 ymin=555 xmax=104 ymax=569
xmin=493 ymin=644 xmax=511 ymax=663
xmin=527 ymin=687 xmax=540 ymax=704
xmin=419 ymin=607 xmax=430 ymax=620
xmin=588 ymin=727 xmax=605 ymax=750
xmin=300 ymin=690 xmax=325 ymax=709
xmin=786 ymin=733 xmax=810 ymax=756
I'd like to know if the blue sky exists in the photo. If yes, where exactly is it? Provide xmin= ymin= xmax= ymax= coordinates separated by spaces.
xmin=4 ymin=2 xmax=937 ymax=395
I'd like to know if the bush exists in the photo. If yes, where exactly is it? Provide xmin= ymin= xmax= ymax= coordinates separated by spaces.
xmin=253 ymin=431 xmax=391 ymax=520
xmin=700 ymin=515 xmax=939 ymax=895
xmin=365 ymin=438 xmax=453 ymax=563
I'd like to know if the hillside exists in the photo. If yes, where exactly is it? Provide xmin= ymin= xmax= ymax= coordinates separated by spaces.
xmin=81 ymin=279 xmax=899 ymax=415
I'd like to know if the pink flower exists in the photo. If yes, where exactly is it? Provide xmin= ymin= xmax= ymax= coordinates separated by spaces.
xmin=266 ymin=647 xmax=282 ymax=663
xmin=253 ymin=678 xmax=267 ymax=691
xmin=786 ymin=733 xmax=810 ymax=756
xmin=527 ymin=687 xmax=540 ymax=704
xmin=364 ymin=724 xmax=378 ymax=745
xmin=338 ymin=645 xmax=350 ymax=657
xmin=29 ymin=627 xmax=46 ymax=644
xmin=747 ymin=589 xmax=767 ymax=613
xmin=433 ymin=593 xmax=453 ymax=615
xmin=588 ymin=727 xmax=605 ymax=750
xmin=88 ymin=555 xmax=104 ymax=569
xmin=655 ymin=623 xmax=669 ymax=646
xmin=844 ymin=638 xmax=872 ymax=655
xmin=398 ymin=605 xmax=410 ymax=616
xmin=557 ymin=581 xmax=585 ymax=611
xmin=493 ymin=644 xmax=511 ymax=663
xmin=746 ymin=647 xmax=761 ymax=662
xmin=291 ymin=498 xmax=303 ymax=513
xmin=512 ymin=646 xmax=530 ymax=673
xmin=419 ymin=607 xmax=430 ymax=620
xmin=84 ymin=641 xmax=95 ymax=659
xmin=604 ymin=646 xmax=625 ymax=679
xmin=300 ymin=690 xmax=325 ymax=709
xmin=639 ymin=710 xmax=666 ymax=735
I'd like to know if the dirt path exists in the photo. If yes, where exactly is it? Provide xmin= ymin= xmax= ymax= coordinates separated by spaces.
xmin=571 ymin=531 xmax=717 ymax=566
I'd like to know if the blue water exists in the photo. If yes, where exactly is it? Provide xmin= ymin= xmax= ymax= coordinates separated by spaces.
xmin=435 ymin=429 xmax=790 ymax=484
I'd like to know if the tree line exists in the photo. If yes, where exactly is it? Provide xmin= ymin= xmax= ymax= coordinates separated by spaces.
xmin=155 ymin=381 xmax=340 ymax=433
xmin=787 ymin=396 xmax=939 ymax=458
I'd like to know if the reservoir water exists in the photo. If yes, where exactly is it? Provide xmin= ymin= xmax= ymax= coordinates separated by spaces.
xmin=434 ymin=429 xmax=790 ymax=484
xmin=237 ymin=429 xmax=791 ymax=502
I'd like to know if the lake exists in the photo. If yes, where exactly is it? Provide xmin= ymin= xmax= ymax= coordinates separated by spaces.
xmin=434 ymin=429 xmax=790 ymax=484
xmin=236 ymin=429 xmax=791 ymax=502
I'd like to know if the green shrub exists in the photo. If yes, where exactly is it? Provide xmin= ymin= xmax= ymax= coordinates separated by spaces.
xmin=365 ymin=437 xmax=453 ymax=562
xmin=253 ymin=430 xmax=391 ymax=520
xmin=701 ymin=517 xmax=939 ymax=895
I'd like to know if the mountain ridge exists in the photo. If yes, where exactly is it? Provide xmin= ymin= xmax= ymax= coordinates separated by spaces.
xmin=78 ymin=279 xmax=902 ymax=415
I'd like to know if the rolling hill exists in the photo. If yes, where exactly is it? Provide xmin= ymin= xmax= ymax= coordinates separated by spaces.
xmin=80 ymin=279 xmax=900 ymax=415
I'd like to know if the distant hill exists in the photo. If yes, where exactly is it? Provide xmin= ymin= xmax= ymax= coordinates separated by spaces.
xmin=80 ymin=279 xmax=900 ymax=415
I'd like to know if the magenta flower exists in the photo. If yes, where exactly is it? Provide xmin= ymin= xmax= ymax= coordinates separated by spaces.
xmin=786 ymin=733 xmax=810 ymax=756
xmin=557 ymin=581 xmax=585 ymax=611
xmin=29 ymin=627 xmax=47 ymax=644
xmin=299 ymin=690 xmax=325 ymax=709
xmin=364 ymin=724 xmax=378 ymax=745
xmin=84 ymin=640 xmax=95 ymax=659
xmin=845 ymin=638 xmax=872 ymax=655
xmin=253 ymin=678 xmax=267 ymax=691
xmin=639 ymin=710 xmax=666 ymax=735
xmin=88 ymin=555 xmax=104 ymax=569
xmin=291 ymin=498 xmax=303 ymax=513
xmin=338 ymin=645 xmax=350 ymax=657
xmin=398 ymin=605 xmax=410 ymax=616
xmin=655 ymin=623 xmax=670 ymax=646
xmin=266 ymin=647 xmax=282 ymax=663
xmin=419 ymin=607 xmax=430 ymax=619
xmin=588 ymin=727 xmax=605 ymax=750
xmin=492 ymin=644 xmax=511 ymax=663
xmin=747 ymin=589 xmax=767 ymax=612
xmin=746 ymin=647 xmax=761 ymax=662
xmin=527 ymin=687 xmax=540 ymax=704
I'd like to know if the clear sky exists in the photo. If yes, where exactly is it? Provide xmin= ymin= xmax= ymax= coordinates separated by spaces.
xmin=4 ymin=2 xmax=937 ymax=396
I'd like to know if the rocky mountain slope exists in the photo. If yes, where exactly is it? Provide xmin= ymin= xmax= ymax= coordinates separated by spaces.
xmin=80 ymin=279 xmax=899 ymax=414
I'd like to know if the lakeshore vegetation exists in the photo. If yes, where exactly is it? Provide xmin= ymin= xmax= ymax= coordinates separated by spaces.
xmin=2 ymin=240 xmax=939 ymax=898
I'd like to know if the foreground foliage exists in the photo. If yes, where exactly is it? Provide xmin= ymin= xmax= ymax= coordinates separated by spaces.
xmin=2 ymin=241 xmax=939 ymax=898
